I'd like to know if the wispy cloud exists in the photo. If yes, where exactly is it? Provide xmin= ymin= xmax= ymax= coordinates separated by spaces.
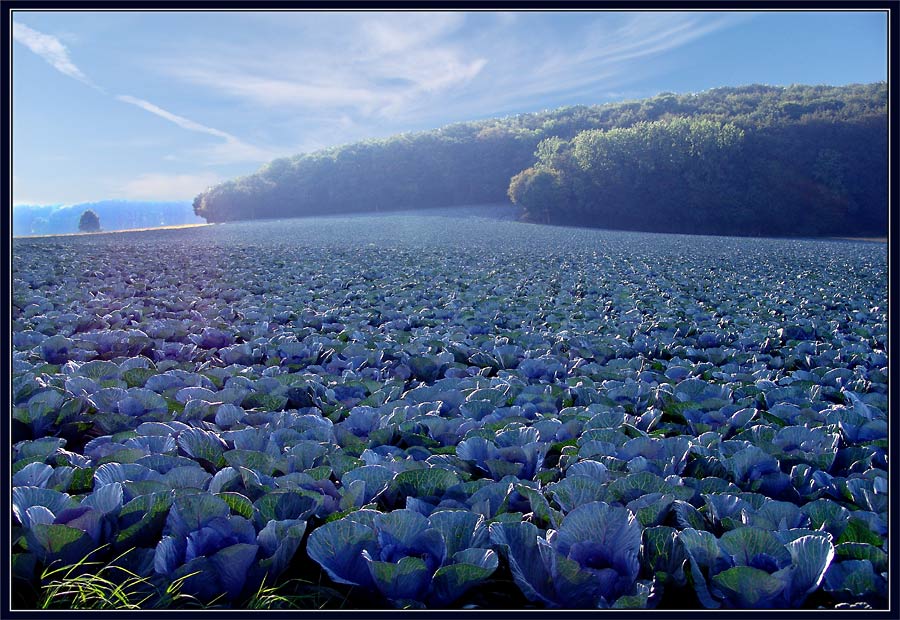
xmin=118 ymin=172 xmax=222 ymax=200
xmin=13 ymin=21 xmax=100 ymax=89
xmin=534 ymin=13 xmax=742 ymax=83
xmin=116 ymin=95 xmax=233 ymax=139
xmin=362 ymin=12 xmax=466 ymax=56
xmin=166 ymin=69 xmax=387 ymax=110
xmin=161 ymin=12 xmax=486 ymax=121
xmin=158 ymin=11 xmax=743 ymax=130
xmin=112 ymin=97 xmax=290 ymax=164
xmin=13 ymin=21 xmax=274 ymax=165
xmin=467 ymin=12 xmax=749 ymax=113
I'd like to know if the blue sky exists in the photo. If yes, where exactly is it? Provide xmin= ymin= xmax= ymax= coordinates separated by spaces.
xmin=12 ymin=10 xmax=887 ymax=206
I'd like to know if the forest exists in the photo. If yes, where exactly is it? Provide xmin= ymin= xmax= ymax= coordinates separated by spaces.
xmin=192 ymin=83 xmax=887 ymax=237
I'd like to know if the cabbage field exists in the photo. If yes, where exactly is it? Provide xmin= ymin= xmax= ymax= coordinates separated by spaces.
xmin=10 ymin=214 xmax=889 ymax=609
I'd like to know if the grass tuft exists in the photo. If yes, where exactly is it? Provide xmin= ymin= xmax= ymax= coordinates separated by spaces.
xmin=37 ymin=546 xmax=197 ymax=610
xmin=244 ymin=576 xmax=352 ymax=610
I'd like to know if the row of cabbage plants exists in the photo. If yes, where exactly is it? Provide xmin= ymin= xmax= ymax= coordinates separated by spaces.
xmin=11 ymin=217 xmax=888 ymax=608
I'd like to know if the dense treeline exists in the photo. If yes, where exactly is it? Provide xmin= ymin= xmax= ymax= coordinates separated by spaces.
xmin=511 ymin=113 xmax=887 ymax=236
xmin=193 ymin=83 xmax=887 ymax=237
xmin=13 ymin=201 xmax=203 ymax=236
xmin=194 ymin=127 xmax=539 ymax=221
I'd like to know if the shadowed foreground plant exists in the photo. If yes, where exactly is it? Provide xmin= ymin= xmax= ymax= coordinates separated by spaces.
xmin=243 ymin=577 xmax=346 ymax=610
xmin=37 ymin=546 xmax=202 ymax=610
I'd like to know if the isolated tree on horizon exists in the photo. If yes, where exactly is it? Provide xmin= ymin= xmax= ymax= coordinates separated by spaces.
xmin=78 ymin=209 xmax=101 ymax=233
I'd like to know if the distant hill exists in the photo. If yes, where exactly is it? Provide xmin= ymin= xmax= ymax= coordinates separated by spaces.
xmin=192 ymin=82 xmax=887 ymax=238
xmin=12 ymin=200 xmax=204 ymax=237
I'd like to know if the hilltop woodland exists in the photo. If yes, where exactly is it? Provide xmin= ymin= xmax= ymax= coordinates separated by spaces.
xmin=193 ymin=83 xmax=887 ymax=237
